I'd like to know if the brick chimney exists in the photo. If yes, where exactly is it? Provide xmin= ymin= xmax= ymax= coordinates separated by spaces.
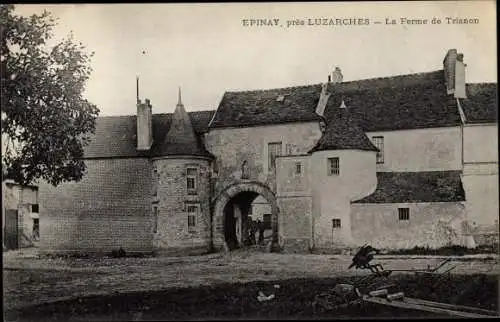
xmin=331 ymin=67 xmax=343 ymax=84
xmin=137 ymin=98 xmax=153 ymax=150
xmin=443 ymin=49 xmax=467 ymax=98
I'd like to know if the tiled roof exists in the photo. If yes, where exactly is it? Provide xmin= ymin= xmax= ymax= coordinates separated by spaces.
xmin=309 ymin=109 xmax=378 ymax=153
xmin=83 ymin=110 xmax=214 ymax=158
xmin=210 ymin=70 xmax=463 ymax=131
xmin=152 ymin=103 xmax=213 ymax=158
xmin=323 ymin=70 xmax=462 ymax=132
xmin=459 ymin=83 xmax=498 ymax=124
xmin=209 ymin=85 xmax=323 ymax=128
xmin=352 ymin=171 xmax=465 ymax=204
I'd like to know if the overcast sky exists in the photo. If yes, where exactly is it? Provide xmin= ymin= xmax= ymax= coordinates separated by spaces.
xmin=16 ymin=1 xmax=497 ymax=116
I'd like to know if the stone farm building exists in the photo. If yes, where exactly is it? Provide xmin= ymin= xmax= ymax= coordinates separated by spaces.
xmin=38 ymin=49 xmax=498 ymax=254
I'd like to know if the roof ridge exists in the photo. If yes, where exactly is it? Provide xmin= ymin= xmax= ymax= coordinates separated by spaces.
xmin=224 ymin=83 xmax=321 ymax=94
xmin=223 ymin=70 xmax=442 ymax=95
xmin=96 ymin=110 xmax=215 ymax=119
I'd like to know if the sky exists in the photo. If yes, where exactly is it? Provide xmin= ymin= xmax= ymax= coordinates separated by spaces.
xmin=15 ymin=1 xmax=497 ymax=116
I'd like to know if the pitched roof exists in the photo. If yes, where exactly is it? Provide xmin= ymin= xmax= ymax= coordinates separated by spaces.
xmin=459 ymin=83 xmax=498 ymax=124
xmin=210 ymin=70 xmax=464 ymax=131
xmin=352 ymin=171 xmax=465 ymax=204
xmin=152 ymin=101 xmax=213 ymax=158
xmin=209 ymin=85 xmax=323 ymax=128
xmin=323 ymin=70 xmax=462 ymax=132
xmin=83 ymin=110 xmax=214 ymax=158
xmin=309 ymin=108 xmax=378 ymax=153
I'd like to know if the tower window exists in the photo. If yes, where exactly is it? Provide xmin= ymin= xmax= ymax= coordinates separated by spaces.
xmin=153 ymin=166 xmax=158 ymax=196
xmin=327 ymin=157 xmax=340 ymax=176
xmin=398 ymin=208 xmax=410 ymax=221
xmin=332 ymin=218 xmax=341 ymax=228
xmin=295 ymin=162 xmax=302 ymax=175
xmin=186 ymin=167 xmax=197 ymax=194
xmin=372 ymin=136 xmax=384 ymax=164
xmin=187 ymin=204 xmax=199 ymax=232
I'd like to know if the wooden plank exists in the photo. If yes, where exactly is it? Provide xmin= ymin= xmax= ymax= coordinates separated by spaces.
xmin=403 ymin=297 xmax=498 ymax=316
xmin=363 ymin=296 xmax=497 ymax=318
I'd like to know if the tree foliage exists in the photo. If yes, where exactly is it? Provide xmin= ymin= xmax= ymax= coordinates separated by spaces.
xmin=1 ymin=5 xmax=99 ymax=186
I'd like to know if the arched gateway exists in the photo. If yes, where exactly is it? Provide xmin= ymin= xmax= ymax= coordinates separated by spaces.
xmin=212 ymin=181 xmax=280 ymax=252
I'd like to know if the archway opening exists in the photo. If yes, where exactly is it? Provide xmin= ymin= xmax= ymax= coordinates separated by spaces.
xmin=224 ymin=191 xmax=274 ymax=250
xmin=212 ymin=181 xmax=279 ymax=253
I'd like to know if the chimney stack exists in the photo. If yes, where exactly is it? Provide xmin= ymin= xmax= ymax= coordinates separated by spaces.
xmin=328 ymin=75 xmax=332 ymax=83
xmin=137 ymin=98 xmax=153 ymax=150
xmin=331 ymin=67 xmax=343 ymax=84
xmin=443 ymin=49 xmax=467 ymax=98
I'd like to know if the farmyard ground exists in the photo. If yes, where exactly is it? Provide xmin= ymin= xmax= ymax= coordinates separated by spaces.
xmin=3 ymin=247 xmax=499 ymax=320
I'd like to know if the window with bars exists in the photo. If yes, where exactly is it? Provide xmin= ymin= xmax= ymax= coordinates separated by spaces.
xmin=186 ymin=167 xmax=197 ymax=194
xmin=153 ymin=206 xmax=158 ymax=233
xmin=372 ymin=136 xmax=384 ymax=164
xmin=398 ymin=208 xmax=410 ymax=221
xmin=187 ymin=204 xmax=198 ymax=231
xmin=268 ymin=142 xmax=282 ymax=172
xmin=295 ymin=162 xmax=302 ymax=175
xmin=327 ymin=157 xmax=340 ymax=176
xmin=332 ymin=218 xmax=341 ymax=228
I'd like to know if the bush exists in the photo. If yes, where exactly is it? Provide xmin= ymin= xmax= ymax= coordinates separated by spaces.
xmin=110 ymin=248 xmax=127 ymax=258
xmin=386 ymin=244 xmax=498 ymax=256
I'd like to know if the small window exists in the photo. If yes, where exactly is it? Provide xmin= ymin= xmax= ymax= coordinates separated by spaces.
xmin=295 ymin=162 xmax=302 ymax=175
xmin=187 ymin=204 xmax=198 ymax=231
xmin=398 ymin=208 xmax=410 ymax=221
xmin=186 ymin=167 xmax=197 ymax=194
xmin=153 ymin=168 xmax=158 ymax=196
xmin=31 ymin=204 xmax=39 ymax=213
xmin=332 ymin=218 xmax=341 ymax=228
xmin=153 ymin=206 xmax=158 ymax=233
xmin=372 ymin=136 xmax=384 ymax=164
xmin=327 ymin=157 xmax=340 ymax=176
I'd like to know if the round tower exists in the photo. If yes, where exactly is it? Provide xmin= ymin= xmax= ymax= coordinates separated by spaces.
xmin=151 ymin=88 xmax=214 ymax=255
xmin=309 ymin=102 xmax=378 ymax=248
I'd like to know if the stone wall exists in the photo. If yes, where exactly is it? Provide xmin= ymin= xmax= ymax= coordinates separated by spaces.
xmin=205 ymin=122 xmax=322 ymax=196
xmin=462 ymin=123 xmax=498 ymax=244
xmin=152 ymin=157 xmax=212 ymax=253
xmin=366 ymin=126 xmax=462 ymax=172
xmin=351 ymin=202 xmax=467 ymax=249
xmin=276 ymin=155 xmax=313 ymax=252
xmin=38 ymin=158 xmax=153 ymax=254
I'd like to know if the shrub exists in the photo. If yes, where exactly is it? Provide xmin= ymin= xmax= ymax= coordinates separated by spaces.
xmin=110 ymin=248 xmax=127 ymax=258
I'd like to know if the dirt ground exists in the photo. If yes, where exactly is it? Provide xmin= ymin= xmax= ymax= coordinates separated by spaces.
xmin=3 ymin=247 xmax=499 ymax=320
xmin=5 ymin=274 xmax=499 ymax=321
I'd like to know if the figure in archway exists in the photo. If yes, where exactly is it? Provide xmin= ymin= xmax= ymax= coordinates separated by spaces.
xmin=241 ymin=160 xmax=249 ymax=179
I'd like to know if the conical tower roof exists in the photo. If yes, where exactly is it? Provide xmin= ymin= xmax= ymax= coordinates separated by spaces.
xmin=309 ymin=103 xmax=378 ymax=153
xmin=154 ymin=88 xmax=213 ymax=158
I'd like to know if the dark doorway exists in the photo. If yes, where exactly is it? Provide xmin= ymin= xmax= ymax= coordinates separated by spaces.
xmin=223 ymin=191 xmax=262 ymax=250
xmin=4 ymin=209 xmax=19 ymax=250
